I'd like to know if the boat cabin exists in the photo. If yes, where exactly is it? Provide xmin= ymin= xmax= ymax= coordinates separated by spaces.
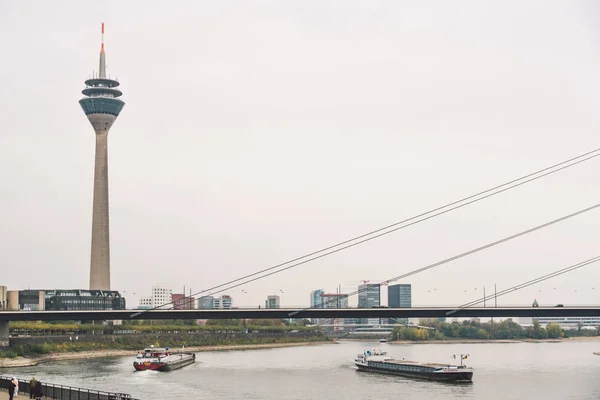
xmin=137 ymin=346 xmax=170 ymax=359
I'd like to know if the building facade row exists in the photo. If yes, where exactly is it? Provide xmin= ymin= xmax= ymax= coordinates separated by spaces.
xmin=0 ymin=287 xmax=125 ymax=311
xmin=197 ymin=295 xmax=233 ymax=309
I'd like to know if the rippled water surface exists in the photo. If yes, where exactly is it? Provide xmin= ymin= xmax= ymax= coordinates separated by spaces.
xmin=5 ymin=340 xmax=600 ymax=399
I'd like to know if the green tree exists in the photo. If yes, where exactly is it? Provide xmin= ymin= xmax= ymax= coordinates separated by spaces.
xmin=546 ymin=323 xmax=562 ymax=338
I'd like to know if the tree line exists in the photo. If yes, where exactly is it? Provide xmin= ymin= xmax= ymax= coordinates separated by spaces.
xmin=392 ymin=318 xmax=581 ymax=341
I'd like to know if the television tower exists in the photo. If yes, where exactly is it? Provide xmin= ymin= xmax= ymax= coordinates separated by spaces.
xmin=79 ymin=23 xmax=125 ymax=290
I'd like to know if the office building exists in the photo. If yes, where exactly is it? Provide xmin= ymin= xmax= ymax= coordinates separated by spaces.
xmin=44 ymin=289 xmax=125 ymax=311
xmin=310 ymin=290 xmax=324 ymax=308
xmin=321 ymin=293 xmax=348 ymax=309
xmin=6 ymin=290 xmax=46 ymax=311
xmin=309 ymin=289 xmax=324 ymax=323
xmin=388 ymin=284 xmax=412 ymax=325
xmin=534 ymin=317 xmax=600 ymax=329
xmin=358 ymin=283 xmax=380 ymax=325
xmin=265 ymin=295 xmax=280 ymax=309
xmin=138 ymin=296 xmax=152 ymax=309
xmin=18 ymin=290 xmax=46 ymax=311
xmin=197 ymin=296 xmax=215 ymax=309
xmin=213 ymin=295 xmax=233 ymax=309
xmin=151 ymin=285 xmax=172 ymax=309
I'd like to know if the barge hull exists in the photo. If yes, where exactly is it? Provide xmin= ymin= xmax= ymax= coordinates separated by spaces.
xmin=356 ymin=364 xmax=473 ymax=382
xmin=158 ymin=353 xmax=196 ymax=372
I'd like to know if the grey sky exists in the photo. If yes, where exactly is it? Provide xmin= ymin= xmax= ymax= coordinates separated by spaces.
xmin=0 ymin=1 xmax=598 ymax=308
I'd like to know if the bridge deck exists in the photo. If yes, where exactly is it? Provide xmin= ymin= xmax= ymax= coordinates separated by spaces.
xmin=0 ymin=307 xmax=599 ymax=321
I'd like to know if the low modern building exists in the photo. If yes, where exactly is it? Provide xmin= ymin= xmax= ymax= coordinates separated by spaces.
xmin=6 ymin=290 xmax=46 ymax=311
xmin=44 ymin=289 xmax=125 ymax=311
xmin=534 ymin=316 xmax=600 ymax=329
xmin=265 ymin=295 xmax=280 ymax=309
xmin=138 ymin=296 xmax=153 ymax=309
xmin=18 ymin=290 xmax=46 ymax=311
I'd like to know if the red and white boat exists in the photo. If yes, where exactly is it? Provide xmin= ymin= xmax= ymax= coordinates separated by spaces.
xmin=133 ymin=345 xmax=196 ymax=372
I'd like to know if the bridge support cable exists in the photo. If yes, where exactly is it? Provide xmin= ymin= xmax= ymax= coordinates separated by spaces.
xmin=445 ymin=255 xmax=600 ymax=316
xmin=287 ymin=203 xmax=600 ymax=317
xmin=130 ymin=148 xmax=600 ymax=318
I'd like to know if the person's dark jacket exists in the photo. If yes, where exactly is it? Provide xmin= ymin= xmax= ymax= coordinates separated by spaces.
xmin=29 ymin=378 xmax=37 ymax=399
xmin=8 ymin=381 xmax=16 ymax=396
xmin=32 ymin=381 xmax=43 ymax=399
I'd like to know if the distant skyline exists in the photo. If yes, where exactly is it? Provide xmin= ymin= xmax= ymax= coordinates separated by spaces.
xmin=0 ymin=1 xmax=598 ymax=308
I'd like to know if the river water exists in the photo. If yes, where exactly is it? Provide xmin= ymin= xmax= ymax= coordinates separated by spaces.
xmin=5 ymin=340 xmax=600 ymax=399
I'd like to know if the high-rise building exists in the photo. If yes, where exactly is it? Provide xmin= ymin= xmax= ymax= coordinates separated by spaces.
xmin=265 ymin=295 xmax=280 ymax=309
xmin=79 ymin=24 xmax=125 ymax=291
xmin=388 ymin=284 xmax=412 ymax=325
xmin=310 ymin=290 xmax=324 ymax=309
xmin=358 ymin=283 xmax=380 ymax=325
xmin=213 ymin=295 xmax=232 ymax=309
xmin=309 ymin=289 xmax=324 ymax=323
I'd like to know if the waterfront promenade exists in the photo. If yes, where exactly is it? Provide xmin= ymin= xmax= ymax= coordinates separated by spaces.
xmin=0 ymin=390 xmax=50 ymax=399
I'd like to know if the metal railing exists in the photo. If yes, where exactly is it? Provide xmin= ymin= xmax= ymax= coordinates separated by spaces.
xmin=0 ymin=375 xmax=139 ymax=400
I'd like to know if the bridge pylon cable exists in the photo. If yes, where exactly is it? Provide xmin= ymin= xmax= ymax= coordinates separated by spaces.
xmin=445 ymin=255 xmax=600 ymax=316
xmin=288 ymin=203 xmax=600 ymax=316
xmin=130 ymin=147 xmax=600 ymax=317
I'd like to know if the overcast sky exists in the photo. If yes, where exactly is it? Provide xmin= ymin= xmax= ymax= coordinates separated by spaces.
xmin=0 ymin=1 xmax=598 ymax=309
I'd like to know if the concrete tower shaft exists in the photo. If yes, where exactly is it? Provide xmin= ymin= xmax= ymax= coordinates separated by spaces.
xmin=79 ymin=23 xmax=125 ymax=291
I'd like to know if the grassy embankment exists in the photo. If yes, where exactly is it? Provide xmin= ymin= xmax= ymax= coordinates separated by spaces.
xmin=1 ymin=322 xmax=327 ymax=359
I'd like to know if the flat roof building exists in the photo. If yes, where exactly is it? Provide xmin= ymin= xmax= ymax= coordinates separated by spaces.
xmin=388 ymin=284 xmax=412 ymax=325
xmin=265 ymin=295 xmax=280 ymax=309
xmin=44 ymin=289 xmax=125 ymax=311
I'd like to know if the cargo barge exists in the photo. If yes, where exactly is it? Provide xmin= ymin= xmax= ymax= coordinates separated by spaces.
xmin=354 ymin=348 xmax=473 ymax=382
xmin=133 ymin=346 xmax=196 ymax=372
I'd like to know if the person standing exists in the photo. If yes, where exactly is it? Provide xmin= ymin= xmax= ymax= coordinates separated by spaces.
xmin=12 ymin=377 xmax=19 ymax=398
xmin=32 ymin=381 xmax=42 ymax=400
xmin=29 ymin=377 xmax=37 ymax=399
xmin=8 ymin=377 xmax=16 ymax=400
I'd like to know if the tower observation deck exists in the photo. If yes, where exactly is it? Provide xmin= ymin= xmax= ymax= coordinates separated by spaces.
xmin=79 ymin=23 xmax=125 ymax=291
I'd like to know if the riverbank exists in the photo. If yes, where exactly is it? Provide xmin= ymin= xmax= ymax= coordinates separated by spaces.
xmin=385 ymin=336 xmax=600 ymax=344
xmin=335 ymin=336 xmax=600 ymax=344
xmin=0 ymin=341 xmax=334 ymax=368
